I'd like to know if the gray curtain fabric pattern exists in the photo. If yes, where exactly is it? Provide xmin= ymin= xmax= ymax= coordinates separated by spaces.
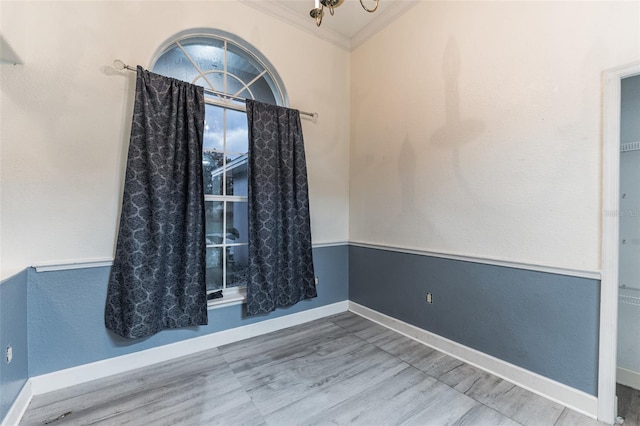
xmin=105 ymin=67 xmax=208 ymax=339
xmin=245 ymin=99 xmax=317 ymax=316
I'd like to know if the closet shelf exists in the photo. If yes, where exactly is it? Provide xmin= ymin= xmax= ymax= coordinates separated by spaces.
xmin=621 ymin=141 xmax=640 ymax=152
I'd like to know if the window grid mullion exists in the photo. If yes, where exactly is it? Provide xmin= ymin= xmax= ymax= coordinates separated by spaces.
xmin=222 ymin=102 xmax=228 ymax=290
xmin=223 ymin=40 xmax=228 ymax=98
xmin=222 ymin=201 xmax=227 ymax=290
xmin=153 ymin=31 xmax=286 ymax=295
xmin=176 ymin=42 xmax=220 ymax=100
xmin=205 ymin=195 xmax=247 ymax=202
xmin=231 ymin=69 xmax=267 ymax=99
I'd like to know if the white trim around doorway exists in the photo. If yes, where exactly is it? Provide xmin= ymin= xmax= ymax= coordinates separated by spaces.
xmin=599 ymin=61 xmax=640 ymax=425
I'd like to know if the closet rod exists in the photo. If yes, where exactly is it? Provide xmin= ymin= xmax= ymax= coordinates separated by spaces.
xmin=114 ymin=60 xmax=318 ymax=119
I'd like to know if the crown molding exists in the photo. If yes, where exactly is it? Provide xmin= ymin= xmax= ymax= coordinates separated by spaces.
xmin=240 ymin=0 xmax=351 ymax=51
xmin=351 ymin=0 xmax=419 ymax=50
xmin=240 ymin=0 xmax=417 ymax=51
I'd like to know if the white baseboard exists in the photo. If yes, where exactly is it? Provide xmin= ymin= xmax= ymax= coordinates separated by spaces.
xmin=617 ymin=366 xmax=640 ymax=391
xmin=348 ymin=301 xmax=598 ymax=419
xmin=29 ymin=301 xmax=348 ymax=396
xmin=1 ymin=380 xmax=32 ymax=426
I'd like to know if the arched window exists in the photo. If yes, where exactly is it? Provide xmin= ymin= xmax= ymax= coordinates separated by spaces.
xmin=151 ymin=29 xmax=288 ymax=297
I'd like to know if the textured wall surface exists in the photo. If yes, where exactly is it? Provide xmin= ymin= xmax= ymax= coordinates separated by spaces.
xmin=350 ymin=1 xmax=639 ymax=272
xmin=3 ymin=0 xmax=640 ymax=420
xmin=0 ymin=270 xmax=29 ymax=422
xmin=349 ymin=245 xmax=600 ymax=395
xmin=27 ymin=245 xmax=348 ymax=376
xmin=0 ymin=1 xmax=350 ymax=280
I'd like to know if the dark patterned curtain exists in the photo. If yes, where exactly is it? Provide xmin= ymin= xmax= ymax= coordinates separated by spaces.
xmin=245 ymin=100 xmax=317 ymax=316
xmin=105 ymin=67 xmax=208 ymax=339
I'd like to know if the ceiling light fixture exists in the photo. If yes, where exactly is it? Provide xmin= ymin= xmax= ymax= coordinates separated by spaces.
xmin=310 ymin=0 xmax=379 ymax=27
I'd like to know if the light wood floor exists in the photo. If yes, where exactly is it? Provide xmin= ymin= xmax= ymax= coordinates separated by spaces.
xmin=618 ymin=383 xmax=640 ymax=426
xmin=20 ymin=312 xmax=608 ymax=426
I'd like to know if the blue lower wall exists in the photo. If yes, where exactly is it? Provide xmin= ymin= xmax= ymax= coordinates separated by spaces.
xmin=349 ymin=245 xmax=600 ymax=396
xmin=28 ymin=245 xmax=348 ymax=376
xmin=3 ymin=242 xmax=603 ymax=423
xmin=0 ymin=270 xmax=29 ymax=422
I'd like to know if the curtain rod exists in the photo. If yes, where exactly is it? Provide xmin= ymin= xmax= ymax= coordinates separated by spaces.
xmin=113 ymin=60 xmax=318 ymax=119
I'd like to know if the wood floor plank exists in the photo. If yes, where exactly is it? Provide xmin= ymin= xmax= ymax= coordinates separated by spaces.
xmin=617 ymin=383 xmax=640 ymax=426
xmin=362 ymin=325 xmax=466 ymax=380
xmin=302 ymin=366 xmax=477 ymax=426
xmin=329 ymin=311 xmax=374 ymax=333
xmin=247 ymin=342 xmax=408 ymax=417
xmin=364 ymin=329 xmax=438 ymax=365
xmin=221 ymin=323 xmax=352 ymax=378
xmin=262 ymin=359 xmax=410 ymax=425
xmin=554 ymin=408 xmax=606 ymax=426
xmin=99 ymin=362 xmax=246 ymax=424
xmin=219 ymin=319 xmax=341 ymax=362
xmin=21 ymin=351 xmax=242 ymax=426
xmin=19 ymin=311 xmax=602 ymax=426
xmin=24 ymin=347 xmax=222 ymax=416
xmin=439 ymin=361 xmax=512 ymax=397
xmin=484 ymin=384 xmax=565 ymax=426
xmin=458 ymin=368 xmax=517 ymax=405
xmin=451 ymin=404 xmax=521 ymax=426
xmin=21 ymin=352 xmax=224 ymax=424
xmin=232 ymin=332 xmax=370 ymax=390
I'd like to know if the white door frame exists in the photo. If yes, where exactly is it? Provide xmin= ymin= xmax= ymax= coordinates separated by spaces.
xmin=599 ymin=61 xmax=640 ymax=424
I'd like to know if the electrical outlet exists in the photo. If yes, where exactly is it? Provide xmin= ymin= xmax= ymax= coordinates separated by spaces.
xmin=314 ymin=276 xmax=319 ymax=285
xmin=426 ymin=293 xmax=433 ymax=304
xmin=6 ymin=345 xmax=12 ymax=364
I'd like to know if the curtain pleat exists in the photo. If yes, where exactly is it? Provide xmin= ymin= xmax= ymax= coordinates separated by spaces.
xmin=105 ymin=67 xmax=207 ymax=339
xmin=245 ymin=99 xmax=317 ymax=316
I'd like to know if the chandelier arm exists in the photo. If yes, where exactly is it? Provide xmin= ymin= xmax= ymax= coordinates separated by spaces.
xmin=360 ymin=0 xmax=379 ymax=13
xmin=310 ymin=5 xmax=324 ymax=27
xmin=312 ymin=0 xmax=378 ymax=27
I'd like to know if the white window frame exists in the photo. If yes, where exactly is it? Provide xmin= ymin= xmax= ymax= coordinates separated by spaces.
xmin=150 ymin=29 xmax=288 ymax=307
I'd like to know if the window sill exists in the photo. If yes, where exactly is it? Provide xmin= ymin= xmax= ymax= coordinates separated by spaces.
xmin=207 ymin=286 xmax=246 ymax=310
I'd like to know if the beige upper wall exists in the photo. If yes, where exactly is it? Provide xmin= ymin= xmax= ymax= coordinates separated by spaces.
xmin=0 ymin=1 xmax=350 ymax=279
xmin=3 ymin=1 xmax=638 ymax=279
xmin=350 ymin=1 xmax=639 ymax=272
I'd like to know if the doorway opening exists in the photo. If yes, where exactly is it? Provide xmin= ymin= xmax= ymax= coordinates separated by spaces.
xmin=600 ymin=61 xmax=640 ymax=425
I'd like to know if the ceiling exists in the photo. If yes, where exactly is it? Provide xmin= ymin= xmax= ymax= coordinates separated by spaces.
xmin=240 ymin=0 xmax=419 ymax=51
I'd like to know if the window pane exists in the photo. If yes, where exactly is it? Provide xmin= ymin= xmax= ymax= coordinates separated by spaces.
xmin=227 ymin=202 xmax=248 ymax=244
xmin=153 ymin=46 xmax=200 ymax=83
xmin=242 ymin=77 xmax=277 ymax=105
xmin=226 ymin=75 xmax=249 ymax=98
xmin=259 ymin=73 xmax=281 ymax=104
xmin=203 ymin=105 xmax=224 ymax=151
xmin=227 ymin=157 xmax=248 ymax=197
xmin=206 ymin=247 xmax=224 ymax=291
xmin=195 ymin=71 xmax=224 ymax=94
xmin=182 ymin=40 xmax=225 ymax=91
xmin=203 ymin=151 xmax=224 ymax=195
xmin=226 ymin=245 xmax=248 ymax=288
xmin=227 ymin=44 xmax=262 ymax=85
xmin=205 ymin=201 xmax=224 ymax=244
xmin=226 ymin=109 xmax=248 ymax=154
